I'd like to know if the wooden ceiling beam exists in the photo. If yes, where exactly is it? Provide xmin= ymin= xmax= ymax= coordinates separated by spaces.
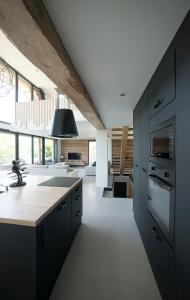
xmin=0 ymin=0 xmax=104 ymax=130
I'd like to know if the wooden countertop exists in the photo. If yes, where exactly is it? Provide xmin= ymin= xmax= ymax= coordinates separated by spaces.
xmin=0 ymin=176 xmax=82 ymax=227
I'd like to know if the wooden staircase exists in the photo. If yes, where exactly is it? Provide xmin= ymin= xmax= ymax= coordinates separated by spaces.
xmin=111 ymin=126 xmax=133 ymax=175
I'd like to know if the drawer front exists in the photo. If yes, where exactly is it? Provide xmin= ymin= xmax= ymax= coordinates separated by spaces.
xmin=71 ymin=208 xmax=82 ymax=237
xmin=71 ymin=183 xmax=82 ymax=236
xmin=149 ymin=50 xmax=176 ymax=118
xmin=72 ymin=183 xmax=82 ymax=212
xmin=145 ymin=212 xmax=176 ymax=300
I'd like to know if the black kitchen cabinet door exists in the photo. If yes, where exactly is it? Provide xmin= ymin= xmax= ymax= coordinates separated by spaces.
xmin=149 ymin=49 xmax=176 ymax=118
xmin=72 ymin=183 xmax=82 ymax=237
xmin=133 ymin=163 xmax=141 ymax=229
xmin=133 ymin=103 xmax=141 ymax=228
xmin=175 ymin=25 xmax=190 ymax=299
xmin=140 ymin=93 xmax=149 ymax=169
xmin=48 ymin=195 xmax=72 ymax=288
xmin=140 ymin=169 xmax=148 ymax=245
xmin=36 ymin=219 xmax=49 ymax=300
xmin=146 ymin=212 xmax=176 ymax=300
xmin=133 ymin=103 xmax=141 ymax=167
xmin=0 ymin=224 xmax=37 ymax=300
xmin=133 ymin=94 xmax=149 ymax=239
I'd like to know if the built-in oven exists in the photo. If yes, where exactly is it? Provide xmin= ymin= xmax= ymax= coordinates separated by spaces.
xmin=148 ymin=162 xmax=175 ymax=248
xmin=150 ymin=117 xmax=175 ymax=168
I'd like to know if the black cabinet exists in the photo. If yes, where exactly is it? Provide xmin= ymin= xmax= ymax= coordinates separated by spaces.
xmin=175 ymin=23 xmax=190 ymax=299
xmin=0 ymin=224 xmax=37 ymax=300
xmin=134 ymin=71 xmax=177 ymax=300
xmin=133 ymin=163 xmax=141 ymax=228
xmin=149 ymin=50 xmax=176 ymax=118
xmin=133 ymin=10 xmax=190 ymax=300
xmin=48 ymin=194 xmax=72 ymax=288
xmin=133 ymin=103 xmax=141 ymax=229
xmin=133 ymin=92 xmax=149 ymax=242
xmin=140 ymin=169 xmax=148 ymax=244
xmin=133 ymin=103 xmax=141 ymax=167
xmin=140 ymin=93 xmax=149 ymax=169
xmin=0 ymin=182 xmax=83 ymax=300
xmin=71 ymin=183 xmax=82 ymax=238
xmin=146 ymin=212 xmax=176 ymax=300
xmin=37 ymin=219 xmax=49 ymax=300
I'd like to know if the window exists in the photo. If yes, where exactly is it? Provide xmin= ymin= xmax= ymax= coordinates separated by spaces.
xmin=89 ymin=141 xmax=96 ymax=164
xmin=0 ymin=60 xmax=16 ymax=123
xmin=19 ymin=134 xmax=32 ymax=163
xmin=33 ymin=87 xmax=41 ymax=101
xmin=18 ymin=75 xmax=32 ymax=102
xmin=0 ymin=131 xmax=15 ymax=164
xmin=45 ymin=138 xmax=54 ymax=164
xmin=33 ymin=137 xmax=42 ymax=165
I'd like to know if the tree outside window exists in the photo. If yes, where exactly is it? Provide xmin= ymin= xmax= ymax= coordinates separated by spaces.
xmin=0 ymin=132 xmax=15 ymax=164
xmin=45 ymin=138 xmax=54 ymax=164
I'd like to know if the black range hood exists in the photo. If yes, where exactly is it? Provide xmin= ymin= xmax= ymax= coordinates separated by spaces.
xmin=50 ymin=108 xmax=78 ymax=138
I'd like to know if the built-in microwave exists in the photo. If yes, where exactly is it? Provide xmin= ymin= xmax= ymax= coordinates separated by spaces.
xmin=150 ymin=117 xmax=175 ymax=168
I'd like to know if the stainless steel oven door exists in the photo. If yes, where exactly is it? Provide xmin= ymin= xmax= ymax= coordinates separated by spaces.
xmin=148 ymin=174 xmax=175 ymax=247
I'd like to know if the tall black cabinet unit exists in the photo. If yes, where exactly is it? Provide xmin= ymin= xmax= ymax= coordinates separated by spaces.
xmin=175 ymin=18 xmax=190 ymax=299
xmin=133 ymin=10 xmax=190 ymax=300
xmin=133 ymin=92 xmax=149 ymax=245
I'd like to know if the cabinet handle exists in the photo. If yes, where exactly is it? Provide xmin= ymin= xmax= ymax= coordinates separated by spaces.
xmin=135 ymin=164 xmax=138 ymax=167
xmin=57 ymin=201 xmax=67 ymax=211
xmin=75 ymin=209 xmax=81 ymax=217
xmin=142 ymin=168 xmax=147 ymax=173
xmin=152 ymin=226 xmax=163 ymax=242
xmin=153 ymin=98 xmax=163 ymax=109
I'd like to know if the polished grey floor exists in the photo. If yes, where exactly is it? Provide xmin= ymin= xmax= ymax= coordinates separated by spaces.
xmin=50 ymin=176 xmax=161 ymax=300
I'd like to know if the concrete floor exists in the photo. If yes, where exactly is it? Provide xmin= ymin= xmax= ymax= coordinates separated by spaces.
xmin=50 ymin=176 xmax=161 ymax=300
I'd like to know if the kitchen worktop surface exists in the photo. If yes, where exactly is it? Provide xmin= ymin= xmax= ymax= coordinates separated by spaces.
xmin=0 ymin=176 xmax=82 ymax=227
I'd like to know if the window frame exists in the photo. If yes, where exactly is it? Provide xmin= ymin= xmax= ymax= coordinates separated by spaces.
xmin=0 ymin=59 xmax=56 ymax=164
xmin=0 ymin=129 xmax=16 ymax=164
xmin=44 ymin=137 xmax=55 ymax=165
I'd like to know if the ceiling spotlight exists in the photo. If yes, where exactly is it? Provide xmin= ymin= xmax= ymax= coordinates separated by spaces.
xmin=120 ymin=93 xmax=126 ymax=97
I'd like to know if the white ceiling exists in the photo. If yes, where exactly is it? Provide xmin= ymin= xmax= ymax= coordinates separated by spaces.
xmin=43 ymin=0 xmax=190 ymax=128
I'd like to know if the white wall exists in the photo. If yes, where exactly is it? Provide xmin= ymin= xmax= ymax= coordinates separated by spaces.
xmin=96 ymin=130 xmax=108 ymax=187
xmin=108 ymin=137 xmax=112 ymax=163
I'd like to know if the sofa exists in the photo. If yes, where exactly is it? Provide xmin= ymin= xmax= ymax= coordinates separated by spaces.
xmin=28 ymin=163 xmax=70 ymax=177
xmin=85 ymin=164 xmax=96 ymax=176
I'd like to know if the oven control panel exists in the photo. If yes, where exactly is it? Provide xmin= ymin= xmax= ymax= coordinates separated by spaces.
xmin=149 ymin=162 xmax=175 ymax=185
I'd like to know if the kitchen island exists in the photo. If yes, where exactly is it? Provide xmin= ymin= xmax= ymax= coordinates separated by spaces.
xmin=0 ymin=176 xmax=83 ymax=300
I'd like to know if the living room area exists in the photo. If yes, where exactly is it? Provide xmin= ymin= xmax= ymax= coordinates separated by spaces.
xmin=29 ymin=139 xmax=97 ymax=178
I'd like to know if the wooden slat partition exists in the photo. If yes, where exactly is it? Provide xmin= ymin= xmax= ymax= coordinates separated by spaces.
xmin=15 ymin=99 xmax=56 ymax=130
xmin=120 ymin=126 xmax=129 ymax=174
xmin=111 ymin=126 xmax=133 ymax=175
